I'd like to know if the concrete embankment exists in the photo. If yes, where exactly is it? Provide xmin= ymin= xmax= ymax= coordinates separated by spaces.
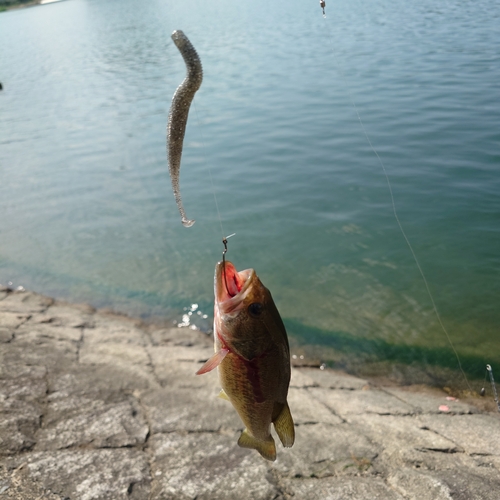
xmin=1 ymin=287 xmax=499 ymax=499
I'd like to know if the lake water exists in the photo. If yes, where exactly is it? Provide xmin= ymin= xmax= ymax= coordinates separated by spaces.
xmin=1 ymin=0 xmax=499 ymax=388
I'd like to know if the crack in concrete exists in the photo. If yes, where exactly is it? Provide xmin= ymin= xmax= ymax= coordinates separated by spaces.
xmin=33 ymin=367 xmax=52 ymax=453
xmin=5 ymin=313 xmax=33 ymax=343
xmin=264 ymin=466 xmax=292 ymax=499
xmin=304 ymin=386 xmax=348 ymax=423
xmin=75 ymin=327 xmax=85 ymax=364
xmin=378 ymin=387 xmax=421 ymax=416
xmin=126 ymin=481 xmax=136 ymax=496
xmin=417 ymin=425 xmax=466 ymax=454
xmin=141 ymin=328 xmax=163 ymax=388
xmin=417 ymin=446 xmax=463 ymax=454
xmin=129 ymin=390 xmax=154 ymax=499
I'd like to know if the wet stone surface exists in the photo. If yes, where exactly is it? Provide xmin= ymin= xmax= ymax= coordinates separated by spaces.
xmin=0 ymin=289 xmax=499 ymax=499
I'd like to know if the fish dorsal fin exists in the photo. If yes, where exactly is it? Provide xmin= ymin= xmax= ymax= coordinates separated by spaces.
xmin=195 ymin=349 xmax=229 ymax=375
xmin=237 ymin=428 xmax=276 ymax=462
xmin=273 ymin=401 xmax=295 ymax=448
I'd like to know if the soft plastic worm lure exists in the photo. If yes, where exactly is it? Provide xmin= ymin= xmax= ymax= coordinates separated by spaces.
xmin=167 ymin=30 xmax=203 ymax=227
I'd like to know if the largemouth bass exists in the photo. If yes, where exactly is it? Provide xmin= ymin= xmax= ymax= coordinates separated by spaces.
xmin=197 ymin=260 xmax=295 ymax=461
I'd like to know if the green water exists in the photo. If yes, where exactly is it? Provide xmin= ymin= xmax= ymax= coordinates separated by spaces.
xmin=1 ymin=0 xmax=499 ymax=387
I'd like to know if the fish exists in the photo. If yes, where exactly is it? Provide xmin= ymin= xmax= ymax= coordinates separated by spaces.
xmin=167 ymin=30 xmax=203 ymax=228
xmin=196 ymin=260 xmax=295 ymax=461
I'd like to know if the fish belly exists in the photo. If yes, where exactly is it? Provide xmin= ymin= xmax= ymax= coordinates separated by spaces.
xmin=219 ymin=352 xmax=275 ymax=440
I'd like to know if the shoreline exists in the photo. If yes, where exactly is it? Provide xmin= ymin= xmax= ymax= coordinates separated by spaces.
xmin=0 ymin=1 xmax=40 ymax=12
xmin=1 ymin=286 xmax=499 ymax=498
xmin=0 ymin=0 xmax=65 ymax=13
xmin=1 ymin=282 xmax=495 ymax=404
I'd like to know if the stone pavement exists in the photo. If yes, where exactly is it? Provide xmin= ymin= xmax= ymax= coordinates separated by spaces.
xmin=0 ymin=287 xmax=499 ymax=499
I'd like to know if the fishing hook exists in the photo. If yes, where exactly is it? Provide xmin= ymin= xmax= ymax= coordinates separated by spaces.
xmin=222 ymin=234 xmax=236 ymax=295
xmin=222 ymin=237 xmax=228 ymax=263
xmin=221 ymin=233 xmax=236 ymax=263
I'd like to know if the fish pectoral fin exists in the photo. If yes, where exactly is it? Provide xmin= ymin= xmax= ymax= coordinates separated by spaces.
xmin=195 ymin=349 xmax=229 ymax=375
xmin=217 ymin=389 xmax=230 ymax=401
xmin=272 ymin=402 xmax=295 ymax=448
xmin=237 ymin=429 xmax=276 ymax=462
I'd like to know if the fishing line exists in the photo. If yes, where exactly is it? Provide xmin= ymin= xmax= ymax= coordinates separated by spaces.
xmin=191 ymin=93 xmax=239 ymax=281
xmin=480 ymin=369 xmax=488 ymax=397
xmin=192 ymin=99 xmax=240 ymax=299
xmin=486 ymin=365 xmax=500 ymax=412
xmin=318 ymin=3 xmax=474 ymax=392
xmin=180 ymin=33 xmax=244 ymax=275
xmin=191 ymin=100 xmax=226 ymax=243
xmin=195 ymin=101 xmax=236 ymax=297
xmin=189 ymin=48 xmax=236 ymax=289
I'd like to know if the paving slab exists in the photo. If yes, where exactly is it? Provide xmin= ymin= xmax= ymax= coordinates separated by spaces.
xmin=272 ymin=422 xmax=379 ymax=478
xmin=387 ymin=469 xmax=455 ymax=500
xmin=310 ymin=385 xmax=416 ymax=418
xmin=48 ymin=363 xmax=157 ymax=394
xmin=146 ymin=344 xmax=215 ymax=389
xmin=15 ymin=322 xmax=83 ymax=343
xmin=1 ymin=340 xmax=77 ymax=370
xmin=140 ymin=385 xmax=241 ymax=433
xmin=0 ymin=373 xmax=46 ymax=455
xmin=150 ymin=432 xmax=276 ymax=500
xmin=35 ymin=396 xmax=148 ymax=451
xmin=384 ymin=386 xmax=478 ymax=414
xmin=418 ymin=413 xmax=500 ymax=456
xmin=287 ymin=387 xmax=344 ymax=425
xmin=282 ymin=476 xmax=404 ymax=500
xmin=0 ymin=291 xmax=53 ymax=314
xmin=376 ymin=441 xmax=488 ymax=474
xmin=0 ymin=374 xmax=47 ymax=402
xmin=421 ymin=466 xmax=499 ymax=500
xmin=348 ymin=413 xmax=461 ymax=454
xmin=388 ymin=464 xmax=500 ymax=500
xmin=84 ymin=324 xmax=147 ymax=346
xmin=297 ymin=367 xmax=369 ymax=390
xmin=0 ymin=312 xmax=29 ymax=343
xmin=78 ymin=342 xmax=155 ymax=387
xmin=0 ymin=405 xmax=41 ymax=455
xmin=3 ymin=449 xmax=150 ymax=500
xmin=29 ymin=303 xmax=95 ymax=328
xmin=0 ymin=462 xmax=63 ymax=500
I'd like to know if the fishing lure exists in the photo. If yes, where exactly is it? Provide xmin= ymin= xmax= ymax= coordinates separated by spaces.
xmin=167 ymin=30 xmax=203 ymax=227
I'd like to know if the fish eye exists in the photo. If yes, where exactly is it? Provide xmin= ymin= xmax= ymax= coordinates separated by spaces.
xmin=248 ymin=302 xmax=263 ymax=317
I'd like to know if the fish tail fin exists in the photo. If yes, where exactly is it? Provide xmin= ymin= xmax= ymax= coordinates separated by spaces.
xmin=272 ymin=401 xmax=295 ymax=448
xmin=237 ymin=428 xmax=276 ymax=462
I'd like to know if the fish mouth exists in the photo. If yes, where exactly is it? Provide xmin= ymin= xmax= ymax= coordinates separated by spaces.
xmin=215 ymin=261 xmax=254 ymax=311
